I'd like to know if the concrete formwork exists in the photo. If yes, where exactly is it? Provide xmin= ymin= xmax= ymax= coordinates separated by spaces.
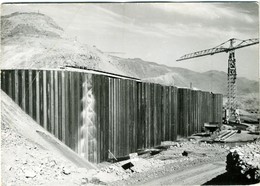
xmin=1 ymin=69 xmax=223 ymax=163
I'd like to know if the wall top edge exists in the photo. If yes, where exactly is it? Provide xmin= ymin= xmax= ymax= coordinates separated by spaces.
xmin=0 ymin=68 xmax=223 ymax=96
xmin=0 ymin=67 xmax=140 ymax=81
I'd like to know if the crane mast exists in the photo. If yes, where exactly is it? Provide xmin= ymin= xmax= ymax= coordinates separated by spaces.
xmin=177 ymin=38 xmax=259 ymax=122
xmin=227 ymin=39 xmax=237 ymax=118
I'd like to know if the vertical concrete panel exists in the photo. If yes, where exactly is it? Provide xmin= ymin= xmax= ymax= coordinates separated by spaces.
xmin=81 ymin=73 xmax=88 ymax=159
xmin=61 ymin=71 xmax=66 ymax=143
xmin=126 ymin=80 xmax=130 ymax=154
xmin=81 ymin=73 xmax=96 ymax=162
xmin=161 ymin=86 xmax=166 ymax=141
xmin=21 ymin=70 xmax=26 ymax=111
xmin=108 ymin=78 xmax=113 ymax=159
xmin=31 ymin=70 xmax=37 ymax=120
xmin=14 ymin=70 xmax=19 ymax=104
xmin=73 ymin=72 xmax=79 ymax=153
xmin=168 ymin=87 xmax=171 ymax=140
xmin=104 ymin=77 xmax=110 ymax=161
xmin=8 ymin=70 xmax=13 ymax=99
xmin=54 ymin=71 xmax=59 ymax=138
xmin=42 ymin=70 xmax=47 ymax=129
xmin=50 ymin=71 xmax=55 ymax=135
xmin=93 ymin=75 xmax=100 ymax=163
xmin=178 ymin=88 xmax=191 ymax=137
xmin=35 ymin=71 xmax=40 ymax=124
xmin=99 ymin=77 xmax=104 ymax=161
xmin=69 ymin=72 xmax=75 ymax=151
xmin=173 ymin=87 xmax=178 ymax=140
xmin=150 ymin=84 xmax=154 ymax=147
xmin=24 ymin=70 xmax=30 ymax=114
xmin=28 ymin=70 xmax=33 ymax=117
xmin=137 ymin=82 xmax=141 ymax=149
xmin=114 ymin=79 xmax=118 ymax=156
xmin=142 ymin=83 xmax=146 ymax=149
xmin=46 ymin=71 xmax=51 ymax=132
xmin=65 ymin=71 xmax=70 ymax=147
xmin=118 ymin=79 xmax=123 ymax=157
xmin=145 ymin=83 xmax=150 ymax=148
xmin=77 ymin=73 xmax=83 ymax=155
xmin=1 ymin=71 xmax=6 ymax=92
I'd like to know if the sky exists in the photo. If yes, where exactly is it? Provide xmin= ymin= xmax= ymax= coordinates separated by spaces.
xmin=2 ymin=2 xmax=259 ymax=80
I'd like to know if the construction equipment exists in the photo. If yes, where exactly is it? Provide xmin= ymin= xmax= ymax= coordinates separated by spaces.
xmin=177 ymin=38 xmax=259 ymax=122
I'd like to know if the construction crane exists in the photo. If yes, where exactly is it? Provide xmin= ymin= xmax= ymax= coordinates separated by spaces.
xmin=176 ymin=38 xmax=259 ymax=123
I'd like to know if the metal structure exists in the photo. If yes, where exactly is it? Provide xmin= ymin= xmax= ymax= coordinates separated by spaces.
xmin=177 ymin=38 xmax=259 ymax=120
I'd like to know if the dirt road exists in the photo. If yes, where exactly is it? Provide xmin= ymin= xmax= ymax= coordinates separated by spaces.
xmin=141 ymin=161 xmax=226 ymax=185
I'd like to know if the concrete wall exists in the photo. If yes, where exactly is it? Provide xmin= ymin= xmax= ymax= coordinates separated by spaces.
xmin=1 ymin=69 xmax=223 ymax=163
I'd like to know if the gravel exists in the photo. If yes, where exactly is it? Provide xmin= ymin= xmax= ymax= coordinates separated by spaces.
xmin=1 ymin=122 xmax=90 ymax=186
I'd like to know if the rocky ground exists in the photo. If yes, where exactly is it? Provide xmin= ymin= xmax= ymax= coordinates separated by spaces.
xmin=1 ymin=116 xmax=229 ymax=186
xmin=1 ymin=120 xmax=229 ymax=185
xmin=1 ymin=121 xmax=93 ymax=186
xmin=226 ymin=141 xmax=260 ymax=183
xmin=2 ymin=118 xmax=260 ymax=186
xmin=107 ymin=140 xmax=229 ymax=185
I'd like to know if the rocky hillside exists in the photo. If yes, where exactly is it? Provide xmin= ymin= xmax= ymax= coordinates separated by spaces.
xmin=112 ymin=56 xmax=258 ymax=95
xmin=142 ymin=70 xmax=258 ymax=95
xmin=1 ymin=12 xmax=125 ymax=75
xmin=1 ymin=12 xmax=258 ymax=96
xmin=1 ymin=12 xmax=63 ymax=40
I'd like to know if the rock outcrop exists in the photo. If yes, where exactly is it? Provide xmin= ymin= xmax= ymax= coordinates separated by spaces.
xmin=226 ymin=141 xmax=260 ymax=183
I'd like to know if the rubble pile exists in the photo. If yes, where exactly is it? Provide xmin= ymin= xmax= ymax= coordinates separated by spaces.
xmin=226 ymin=141 xmax=260 ymax=183
xmin=93 ymin=157 xmax=165 ymax=183
xmin=1 ymin=122 xmax=90 ymax=186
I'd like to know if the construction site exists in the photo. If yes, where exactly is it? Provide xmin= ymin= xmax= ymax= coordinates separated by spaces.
xmin=1 ymin=3 xmax=260 ymax=186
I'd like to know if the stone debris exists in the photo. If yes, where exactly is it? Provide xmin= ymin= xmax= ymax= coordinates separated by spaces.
xmin=2 ymin=113 xmax=234 ymax=186
xmin=1 ymin=121 xmax=93 ymax=186
xmin=25 ymin=170 xmax=36 ymax=178
xmin=226 ymin=140 xmax=260 ymax=183
xmin=62 ymin=167 xmax=71 ymax=175
xmin=182 ymin=151 xmax=188 ymax=156
xmin=81 ymin=177 xmax=88 ymax=184
xmin=90 ymin=140 xmax=228 ymax=184
xmin=129 ymin=153 xmax=138 ymax=159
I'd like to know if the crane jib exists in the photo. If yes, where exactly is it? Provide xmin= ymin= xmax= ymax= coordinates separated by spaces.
xmin=176 ymin=38 xmax=259 ymax=61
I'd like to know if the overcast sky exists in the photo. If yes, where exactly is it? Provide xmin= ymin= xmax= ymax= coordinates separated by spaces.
xmin=2 ymin=3 xmax=259 ymax=80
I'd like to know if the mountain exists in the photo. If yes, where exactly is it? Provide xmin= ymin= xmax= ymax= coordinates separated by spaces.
xmin=1 ymin=12 xmax=258 ymax=96
xmin=1 ymin=12 xmax=125 ymax=75
xmin=111 ymin=57 xmax=258 ymax=95
xmin=1 ymin=12 xmax=63 ymax=40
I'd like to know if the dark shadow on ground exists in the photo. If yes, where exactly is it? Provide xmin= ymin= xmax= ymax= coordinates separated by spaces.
xmin=203 ymin=172 xmax=259 ymax=185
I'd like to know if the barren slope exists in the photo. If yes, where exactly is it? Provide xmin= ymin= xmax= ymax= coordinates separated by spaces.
xmin=1 ymin=12 xmax=126 ymax=76
xmin=143 ymin=70 xmax=258 ymax=95
xmin=1 ymin=90 xmax=96 ymax=168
